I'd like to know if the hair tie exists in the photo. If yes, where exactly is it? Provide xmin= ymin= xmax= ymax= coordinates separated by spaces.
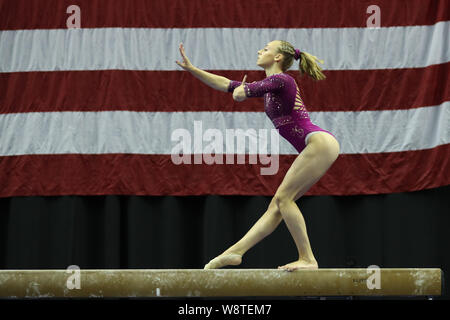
xmin=294 ymin=49 xmax=302 ymax=61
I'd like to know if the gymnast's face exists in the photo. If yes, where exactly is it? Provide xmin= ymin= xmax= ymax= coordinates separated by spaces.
xmin=257 ymin=41 xmax=283 ymax=68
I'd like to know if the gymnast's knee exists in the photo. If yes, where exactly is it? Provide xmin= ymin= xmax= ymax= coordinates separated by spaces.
xmin=274 ymin=193 xmax=294 ymax=212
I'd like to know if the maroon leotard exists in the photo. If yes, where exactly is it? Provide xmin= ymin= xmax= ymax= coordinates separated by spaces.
xmin=228 ymin=73 xmax=336 ymax=153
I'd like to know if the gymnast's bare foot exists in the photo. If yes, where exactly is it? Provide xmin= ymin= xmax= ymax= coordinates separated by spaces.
xmin=204 ymin=252 xmax=242 ymax=269
xmin=278 ymin=259 xmax=318 ymax=272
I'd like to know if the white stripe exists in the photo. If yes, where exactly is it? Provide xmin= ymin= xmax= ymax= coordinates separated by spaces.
xmin=0 ymin=22 xmax=449 ymax=72
xmin=1 ymin=103 xmax=449 ymax=156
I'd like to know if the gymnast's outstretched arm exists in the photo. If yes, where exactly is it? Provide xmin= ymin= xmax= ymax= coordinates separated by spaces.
xmin=175 ymin=43 xmax=231 ymax=92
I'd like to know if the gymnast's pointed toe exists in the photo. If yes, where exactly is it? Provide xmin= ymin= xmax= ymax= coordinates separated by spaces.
xmin=203 ymin=253 xmax=242 ymax=270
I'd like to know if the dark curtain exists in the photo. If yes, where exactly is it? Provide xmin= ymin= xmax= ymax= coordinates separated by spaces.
xmin=0 ymin=185 xmax=449 ymax=298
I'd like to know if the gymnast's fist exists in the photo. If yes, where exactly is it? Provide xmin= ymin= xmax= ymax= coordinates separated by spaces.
xmin=233 ymin=75 xmax=248 ymax=102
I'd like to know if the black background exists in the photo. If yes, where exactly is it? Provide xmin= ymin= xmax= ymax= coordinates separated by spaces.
xmin=0 ymin=184 xmax=448 ymax=299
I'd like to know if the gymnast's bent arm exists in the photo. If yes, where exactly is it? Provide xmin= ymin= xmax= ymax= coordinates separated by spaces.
xmin=175 ymin=43 xmax=230 ymax=92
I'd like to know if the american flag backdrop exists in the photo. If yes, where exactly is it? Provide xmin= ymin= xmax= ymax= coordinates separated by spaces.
xmin=0 ymin=0 xmax=449 ymax=198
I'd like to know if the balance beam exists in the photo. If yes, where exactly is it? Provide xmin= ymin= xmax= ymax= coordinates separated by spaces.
xmin=0 ymin=269 xmax=442 ymax=298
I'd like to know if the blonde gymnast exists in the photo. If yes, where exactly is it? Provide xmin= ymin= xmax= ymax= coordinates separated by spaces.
xmin=176 ymin=40 xmax=340 ymax=271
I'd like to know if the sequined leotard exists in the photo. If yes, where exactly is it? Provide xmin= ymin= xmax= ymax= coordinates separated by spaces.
xmin=228 ymin=73 xmax=336 ymax=153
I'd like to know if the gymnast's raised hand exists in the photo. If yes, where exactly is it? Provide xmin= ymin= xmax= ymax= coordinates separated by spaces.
xmin=175 ymin=43 xmax=194 ymax=71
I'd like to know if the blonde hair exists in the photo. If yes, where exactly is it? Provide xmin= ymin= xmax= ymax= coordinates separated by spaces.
xmin=276 ymin=40 xmax=326 ymax=81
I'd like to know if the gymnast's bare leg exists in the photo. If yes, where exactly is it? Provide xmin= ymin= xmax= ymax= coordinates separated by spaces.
xmin=204 ymin=132 xmax=340 ymax=271
xmin=203 ymin=197 xmax=282 ymax=269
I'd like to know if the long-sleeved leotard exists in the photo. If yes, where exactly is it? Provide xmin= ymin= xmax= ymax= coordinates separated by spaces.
xmin=228 ymin=73 xmax=336 ymax=153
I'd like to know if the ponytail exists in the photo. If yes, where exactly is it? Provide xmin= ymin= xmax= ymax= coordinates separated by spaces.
xmin=298 ymin=51 xmax=326 ymax=80
xmin=277 ymin=40 xmax=326 ymax=81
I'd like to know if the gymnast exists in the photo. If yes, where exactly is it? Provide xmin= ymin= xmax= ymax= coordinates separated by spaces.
xmin=176 ymin=40 xmax=340 ymax=271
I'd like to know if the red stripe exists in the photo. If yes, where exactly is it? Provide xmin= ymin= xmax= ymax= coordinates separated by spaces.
xmin=1 ymin=144 xmax=448 ymax=198
xmin=0 ymin=0 xmax=448 ymax=30
xmin=1 ymin=63 xmax=448 ymax=114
